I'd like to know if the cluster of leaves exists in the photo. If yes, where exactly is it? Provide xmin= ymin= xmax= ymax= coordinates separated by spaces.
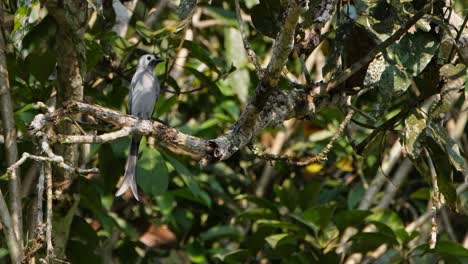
xmin=0 ymin=0 xmax=467 ymax=263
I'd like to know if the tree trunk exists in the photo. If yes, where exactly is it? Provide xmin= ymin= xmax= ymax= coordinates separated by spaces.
xmin=43 ymin=0 xmax=87 ymax=260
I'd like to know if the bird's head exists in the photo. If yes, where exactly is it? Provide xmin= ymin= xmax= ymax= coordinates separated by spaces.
xmin=138 ymin=54 xmax=164 ymax=70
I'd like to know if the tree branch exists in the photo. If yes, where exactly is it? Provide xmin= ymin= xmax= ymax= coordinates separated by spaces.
xmin=0 ymin=3 xmax=23 ymax=257
xmin=0 ymin=189 xmax=21 ymax=264
xmin=234 ymin=0 xmax=263 ymax=77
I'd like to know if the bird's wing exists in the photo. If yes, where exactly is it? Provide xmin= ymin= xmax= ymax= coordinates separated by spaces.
xmin=153 ymin=75 xmax=160 ymax=103
xmin=128 ymin=71 xmax=141 ymax=113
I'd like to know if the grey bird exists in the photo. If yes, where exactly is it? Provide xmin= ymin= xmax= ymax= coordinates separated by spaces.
xmin=116 ymin=54 xmax=164 ymax=201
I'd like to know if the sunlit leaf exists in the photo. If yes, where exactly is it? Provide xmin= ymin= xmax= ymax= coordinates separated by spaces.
xmin=403 ymin=109 xmax=427 ymax=159
xmin=265 ymin=233 xmax=290 ymax=249
xmin=12 ymin=1 xmax=48 ymax=50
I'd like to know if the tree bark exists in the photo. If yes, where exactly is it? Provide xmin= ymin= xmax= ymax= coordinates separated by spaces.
xmin=0 ymin=3 xmax=24 ymax=261
xmin=41 ymin=0 xmax=88 ymax=260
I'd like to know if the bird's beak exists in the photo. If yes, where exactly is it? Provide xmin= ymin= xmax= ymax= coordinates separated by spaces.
xmin=150 ymin=57 xmax=164 ymax=67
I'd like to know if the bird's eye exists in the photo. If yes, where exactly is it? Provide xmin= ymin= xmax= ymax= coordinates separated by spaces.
xmin=146 ymin=56 xmax=151 ymax=61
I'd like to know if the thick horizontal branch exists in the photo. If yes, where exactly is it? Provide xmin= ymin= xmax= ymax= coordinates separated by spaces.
xmin=29 ymin=101 xmax=208 ymax=157
xmin=29 ymin=87 xmax=320 ymax=165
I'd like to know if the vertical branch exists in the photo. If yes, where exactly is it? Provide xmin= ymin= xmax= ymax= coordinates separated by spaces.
xmin=265 ymin=1 xmax=305 ymax=87
xmin=44 ymin=161 xmax=54 ymax=260
xmin=0 ymin=2 xmax=24 ymax=252
xmin=234 ymin=0 xmax=263 ymax=77
xmin=0 ymin=189 xmax=21 ymax=263
xmin=36 ymin=163 xmax=45 ymax=232
xmin=425 ymin=149 xmax=442 ymax=249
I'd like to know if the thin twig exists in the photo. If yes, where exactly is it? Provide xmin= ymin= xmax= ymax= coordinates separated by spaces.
xmin=254 ymin=108 xmax=355 ymax=166
xmin=7 ymin=151 xmax=98 ymax=176
xmin=448 ymin=13 xmax=468 ymax=62
xmin=234 ymin=0 xmax=263 ymax=78
xmin=377 ymin=158 xmax=413 ymax=209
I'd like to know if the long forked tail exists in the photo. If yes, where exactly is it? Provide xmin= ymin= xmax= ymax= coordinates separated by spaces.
xmin=116 ymin=136 xmax=141 ymax=201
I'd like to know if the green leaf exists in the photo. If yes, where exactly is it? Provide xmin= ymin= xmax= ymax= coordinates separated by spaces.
xmin=165 ymin=75 xmax=181 ymax=94
xmin=334 ymin=210 xmax=372 ymax=230
xmin=12 ymin=1 xmax=47 ymax=50
xmin=348 ymin=183 xmax=365 ymax=209
xmin=410 ymin=187 xmax=430 ymax=201
xmin=351 ymin=232 xmax=398 ymax=253
xmin=265 ymin=233 xmax=290 ymax=249
xmin=366 ymin=210 xmax=404 ymax=231
xmin=200 ymin=226 xmax=242 ymax=241
xmin=134 ymin=21 xmax=168 ymax=42
xmin=136 ymin=145 xmax=169 ymax=197
xmin=234 ymin=194 xmax=279 ymax=214
xmin=164 ymin=153 xmax=199 ymax=194
xmin=390 ymin=32 xmax=439 ymax=76
xmin=220 ymin=100 xmax=240 ymax=120
xmin=302 ymin=203 xmax=336 ymax=230
xmin=25 ymin=50 xmax=56 ymax=83
xmin=0 ymin=248 xmax=8 ymax=259
xmin=403 ymin=109 xmax=427 ymax=159
xmin=367 ymin=221 xmax=397 ymax=240
xmin=298 ymin=180 xmax=322 ymax=210
xmin=187 ymin=241 xmax=207 ymax=263
xmin=430 ymin=64 xmax=466 ymax=120
xmin=251 ymin=0 xmax=284 ymax=38
xmin=425 ymin=137 xmax=458 ymax=210
xmin=435 ymin=240 xmax=468 ymax=257
xmin=237 ymin=208 xmax=277 ymax=221
xmin=184 ymin=66 xmax=218 ymax=91
xmin=169 ymin=208 xmax=194 ymax=234
xmin=214 ymin=249 xmax=249 ymax=264
xmin=203 ymin=7 xmax=237 ymax=27
xmin=274 ymin=179 xmax=299 ymax=211
xmin=183 ymin=41 xmax=224 ymax=73
xmin=365 ymin=31 xmax=439 ymax=116
xmin=426 ymin=123 xmax=465 ymax=172
xmin=156 ymin=192 xmax=174 ymax=216
xmin=255 ymin=220 xmax=301 ymax=231
xmin=155 ymin=94 xmax=178 ymax=117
